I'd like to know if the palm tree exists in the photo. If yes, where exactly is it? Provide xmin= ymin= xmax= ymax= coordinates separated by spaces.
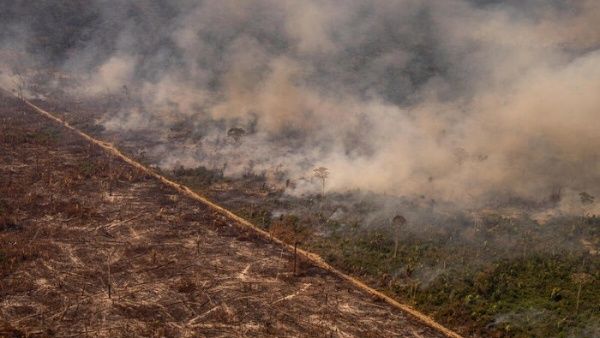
xmin=392 ymin=215 xmax=407 ymax=258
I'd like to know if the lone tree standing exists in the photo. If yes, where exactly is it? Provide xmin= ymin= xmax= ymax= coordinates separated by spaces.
xmin=571 ymin=272 xmax=592 ymax=315
xmin=269 ymin=215 xmax=312 ymax=276
xmin=392 ymin=214 xmax=406 ymax=258
xmin=313 ymin=167 xmax=329 ymax=196
xmin=227 ymin=127 xmax=246 ymax=144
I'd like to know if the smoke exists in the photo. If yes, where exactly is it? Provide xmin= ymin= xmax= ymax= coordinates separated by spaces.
xmin=1 ymin=0 xmax=599 ymax=211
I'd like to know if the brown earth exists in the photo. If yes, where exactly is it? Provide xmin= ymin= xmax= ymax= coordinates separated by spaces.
xmin=0 ymin=94 xmax=450 ymax=337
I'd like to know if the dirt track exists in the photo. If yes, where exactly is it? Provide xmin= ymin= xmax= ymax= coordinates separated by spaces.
xmin=0 ymin=93 xmax=451 ymax=337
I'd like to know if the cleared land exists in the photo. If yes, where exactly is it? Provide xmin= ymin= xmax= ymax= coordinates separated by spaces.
xmin=0 ymin=94 xmax=449 ymax=337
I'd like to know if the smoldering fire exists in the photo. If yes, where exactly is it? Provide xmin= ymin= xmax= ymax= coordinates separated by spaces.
xmin=0 ymin=0 xmax=599 ymax=215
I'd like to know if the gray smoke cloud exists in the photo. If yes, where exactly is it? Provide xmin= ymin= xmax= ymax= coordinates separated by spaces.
xmin=1 ymin=0 xmax=599 ymax=214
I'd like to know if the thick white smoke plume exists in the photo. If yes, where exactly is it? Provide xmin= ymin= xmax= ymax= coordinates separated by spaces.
xmin=1 ymin=0 xmax=599 ymax=213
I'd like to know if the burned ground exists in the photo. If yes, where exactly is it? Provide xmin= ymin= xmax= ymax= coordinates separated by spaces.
xmin=0 ymin=94 xmax=447 ymax=337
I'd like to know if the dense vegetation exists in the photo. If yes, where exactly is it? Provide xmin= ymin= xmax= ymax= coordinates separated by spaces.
xmin=168 ymin=166 xmax=599 ymax=337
